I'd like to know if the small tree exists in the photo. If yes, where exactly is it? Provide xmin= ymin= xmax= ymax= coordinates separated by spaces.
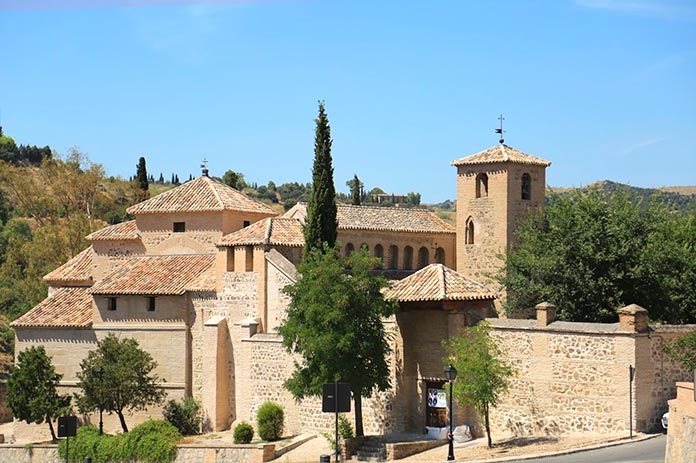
xmin=163 ymin=397 xmax=203 ymax=435
xmin=346 ymin=174 xmax=363 ymax=206
xmin=256 ymin=401 xmax=284 ymax=441
xmin=445 ymin=322 xmax=515 ymax=448
xmin=278 ymin=246 xmax=397 ymax=436
xmin=135 ymin=157 xmax=149 ymax=201
xmin=76 ymin=334 xmax=165 ymax=432
xmin=663 ymin=331 xmax=696 ymax=373
xmin=7 ymin=346 xmax=70 ymax=441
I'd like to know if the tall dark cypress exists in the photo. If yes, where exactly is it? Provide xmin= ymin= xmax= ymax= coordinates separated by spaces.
xmin=304 ymin=101 xmax=338 ymax=255
xmin=136 ymin=157 xmax=149 ymax=192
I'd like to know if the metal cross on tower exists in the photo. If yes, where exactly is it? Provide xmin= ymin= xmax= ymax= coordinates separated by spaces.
xmin=201 ymin=158 xmax=209 ymax=177
xmin=496 ymin=114 xmax=505 ymax=144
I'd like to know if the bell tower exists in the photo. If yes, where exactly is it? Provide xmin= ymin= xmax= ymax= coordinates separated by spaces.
xmin=452 ymin=143 xmax=551 ymax=290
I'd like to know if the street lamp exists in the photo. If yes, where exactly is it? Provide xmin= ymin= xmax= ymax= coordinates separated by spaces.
xmin=445 ymin=364 xmax=457 ymax=461
xmin=96 ymin=367 xmax=104 ymax=435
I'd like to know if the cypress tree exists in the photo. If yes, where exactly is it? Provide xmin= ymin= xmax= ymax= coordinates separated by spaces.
xmin=136 ymin=157 xmax=149 ymax=192
xmin=304 ymin=101 xmax=338 ymax=255
xmin=347 ymin=174 xmax=363 ymax=206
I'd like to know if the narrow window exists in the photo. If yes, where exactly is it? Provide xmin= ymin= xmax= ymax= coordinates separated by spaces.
xmin=345 ymin=243 xmax=355 ymax=257
xmin=403 ymin=246 xmax=413 ymax=270
xmin=374 ymin=244 xmax=384 ymax=268
xmin=521 ymin=173 xmax=532 ymax=200
xmin=245 ymin=246 xmax=253 ymax=271
xmin=418 ymin=247 xmax=429 ymax=269
xmin=173 ymin=222 xmax=185 ymax=233
xmin=466 ymin=217 xmax=475 ymax=245
xmin=243 ymin=220 xmax=251 ymax=228
xmin=107 ymin=297 xmax=117 ymax=311
xmin=476 ymin=173 xmax=488 ymax=198
xmin=435 ymin=247 xmax=445 ymax=264
xmin=147 ymin=297 xmax=156 ymax=312
xmin=388 ymin=245 xmax=399 ymax=270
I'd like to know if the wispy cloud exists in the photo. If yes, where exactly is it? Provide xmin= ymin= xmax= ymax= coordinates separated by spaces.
xmin=575 ymin=0 xmax=696 ymax=21
xmin=0 ymin=0 xmax=289 ymax=11
xmin=621 ymin=137 xmax=664 ymax=156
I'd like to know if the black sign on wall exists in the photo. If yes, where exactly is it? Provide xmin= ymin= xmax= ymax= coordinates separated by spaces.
xmin=322 ymin=383 xmax=351 ymax=413
xmin=57 ymin=416 xmax=77 ymax=438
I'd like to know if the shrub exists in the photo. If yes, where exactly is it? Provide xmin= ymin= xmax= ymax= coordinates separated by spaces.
xmin=664 ymin=331 xmax=696 ymax=372
xmin=256 ymin=401 xmax=284 ymax=441
xmin=233 ymin=422 xmax=254 ymax=444
xmin=57 ymin=420 xmax=181 ymax=463
xmin=163 ymin=396 xmax=203 ymax=435
xmin=321 ymin=414 xmax=354 ymax=451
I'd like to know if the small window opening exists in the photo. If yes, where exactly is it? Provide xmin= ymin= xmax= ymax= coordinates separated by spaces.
xmin=466 ymin=218 xmax=475 ymax=245
xmin=418 ymin=247 xmax=429 ymax=269
xmin=521 ymin=173 xmax=532 ymax=200
xmin=476 ymin=173 xmax=489 ymax=198
xmin=345 ymin=243 xmax=355 ymax=256
xmin=107 ymin=297 xmax=117 ymax=311
xmin=147 ymin=297 xmax=156 ymax=312
xmin=173 ymin=222 xmax=186 ymax=233
xmin=243 ymin=220 xmax=251 ymax=228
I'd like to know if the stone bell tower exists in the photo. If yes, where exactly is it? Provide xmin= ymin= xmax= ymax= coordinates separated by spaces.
xmin=451 ymin=143 xmax=551 ymax=289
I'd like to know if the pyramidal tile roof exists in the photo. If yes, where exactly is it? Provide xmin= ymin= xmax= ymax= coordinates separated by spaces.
xmin=11 ymin=287 xmax=93 ymax=328
xmin=218 ymin=217 xmax=304 ymax=247
xmin=452 ymin=144 xmax=551 ymax=167
xmin=86 ymin=220 xmax=140 ymax=241
xmin=383 ymin=263 xmax=495 ymax=302
xmin=283 ymin=203 xmax=454 ymax=234
xmin=90 ymin=254 xmax=216 ymax=295
xmin=126 ymin=176 xmax=278 ymax=215
xmin=43 ymin=246 xmax=94 ymax=285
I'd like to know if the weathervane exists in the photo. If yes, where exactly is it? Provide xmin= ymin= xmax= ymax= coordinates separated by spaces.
xmin=496 ymin=114 xmax=505 ymax=144
xmin=201 ymin=158 xmax=209 ymax=177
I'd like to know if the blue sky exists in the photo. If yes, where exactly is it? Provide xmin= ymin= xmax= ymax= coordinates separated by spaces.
xmin=1 ymin=0 xmax=694 ymax=203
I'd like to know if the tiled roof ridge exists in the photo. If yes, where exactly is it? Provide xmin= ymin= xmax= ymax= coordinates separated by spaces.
xmin=438 ymin=263 xmax=447 ymax=299
xmin=43 ymin=245 xmax=94 ymax=284
xmin=451 ymin=144 xmax=551 ymax=167
xmin=207 ymin=176 xmax=224 ymax=207
xmin=86 ymin=220 xmax=140 ymax=241
xmin=265 ymin=218 xmax=274 ymax=245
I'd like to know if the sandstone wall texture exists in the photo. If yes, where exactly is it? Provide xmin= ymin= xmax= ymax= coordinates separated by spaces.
xmin=665 ymin=381 xmax=696 ymax=463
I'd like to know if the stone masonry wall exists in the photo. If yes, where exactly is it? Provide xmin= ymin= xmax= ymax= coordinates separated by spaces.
xmin=665 ymin=381 xmax=696 ymax=463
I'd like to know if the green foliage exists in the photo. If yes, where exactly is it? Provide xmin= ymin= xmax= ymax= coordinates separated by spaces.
xmin=58 ymin=420 xmax=181 ymax=463
xmin=162 ymin=396 xmax=203 ymax=435
xmin=346 ymin=175 xmax=363 ymax=206
xmin=222 ymin=169 xmax=247 ymax=190
xmin=304 ymin=101 xmax=338 ymax=255
xmin=663 ymin=331 xmax=696 ymax=372
xmin=499 ymin=188 xmax=696 ymax=323
xmin=278 ymin=246 xmax=397 ymax=436
xmin=135 ymin=156 xmax=149 ymax=196
xmin=76 ymin=334 xmax=165 ymax=433
xmin=321 ymin=414 xmax=355 ymax=451
xmin=256 ymin=402 xmax=284 ymax=441
xmin=445 ymin=322 xmax=515 ymax=448
xmin=233 ymin=421 xmax=254 ymax=444
xmin=7 ymin=346 xmax=70 ymax=441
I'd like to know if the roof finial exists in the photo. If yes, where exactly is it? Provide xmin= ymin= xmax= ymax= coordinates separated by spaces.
xmin=495 ymin=114 xmax=505 ymax=144
xmin=200 ymin=158 xmax=209 ymax=177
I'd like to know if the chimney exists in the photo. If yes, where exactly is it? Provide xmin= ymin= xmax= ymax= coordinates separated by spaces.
xmin=535 ymin=302 xmax=556 ymax=327
xmin=617 ymin=304 xmax=649 ymax=333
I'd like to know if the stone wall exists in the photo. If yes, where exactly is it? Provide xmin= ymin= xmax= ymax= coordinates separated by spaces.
xmin=665 ymin=381 xmax=696 ymax=463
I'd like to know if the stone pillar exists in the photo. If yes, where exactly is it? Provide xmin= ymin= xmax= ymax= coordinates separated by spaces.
xmin=202 ymin=316 xmax=230 ymax=431
xmin=617 ymin=304 xmax=649 ymax=333
xmin=535 ymin=301 xmax=556 ymax=327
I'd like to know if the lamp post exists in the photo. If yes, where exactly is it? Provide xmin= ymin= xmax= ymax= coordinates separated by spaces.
xmin=96 ymin=367 xmax=104 ymax=435
xmin=445 ymin=364 xmax=457 ymax=461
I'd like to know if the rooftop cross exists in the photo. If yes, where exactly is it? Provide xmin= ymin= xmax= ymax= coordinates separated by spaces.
xmin=201 ymin=158 xmax=209 ymax=177
xmin=495 ymin=114 xmax=505 ymax=144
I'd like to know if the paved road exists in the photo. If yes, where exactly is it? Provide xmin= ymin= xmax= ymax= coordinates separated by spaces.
xmin=507 ymin=435 xmax=666 ymax=463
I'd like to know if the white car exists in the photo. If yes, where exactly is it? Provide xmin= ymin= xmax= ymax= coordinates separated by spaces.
xmin=661 ymin=412 xmax=669 ymax=430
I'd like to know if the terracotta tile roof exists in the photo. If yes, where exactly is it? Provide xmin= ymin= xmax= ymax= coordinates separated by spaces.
xmin=383 ymin=264 xmax=495 ymax=302
xmin=282 ymin=203 xmax=454 ymax=234
xmin=126 ymin=176 xmax=277 ymax=215
xmin=11 ymin=287 xmax=93 ymax=328
xmin=86 ymin=220 xmax=140 ymax=241
xmin=89 ymin=254 xmax=216 ymax=295
xmin=218 ymin=218 xmax=304 ymax=247
xmin=43 ymin=246 xmax=94 ymax=285
xmin=452 ymin=144 xmax=551 ymax=167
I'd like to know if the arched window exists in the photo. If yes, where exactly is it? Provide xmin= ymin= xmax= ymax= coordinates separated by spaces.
xmin=521 ymin=173 xmax=531 ymax=200
xmin=476 ymin=173 xmax=488 ymax=198
xmin=388 ymin=245 xmax=399 ymax=269
xmin=404 ymin=246 xmax=413 ymax=270
xmin=417 ymin=247 xmax=429 ymax=269
xmin=435 ymin=247 xmax=445 ymax=264
xmin=374 ymin=244 xmax=384 ymax=268
xmin=344 ymin=243 xmax=355 ymax=256
xmin=465 ymin=217 xmax=474 ymax=245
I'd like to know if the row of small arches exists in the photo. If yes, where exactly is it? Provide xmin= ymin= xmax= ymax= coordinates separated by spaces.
xmin=343 ymin=243 xmax=445 ymax=270
xmin=476 ymin=173 xmax=532 ymax=200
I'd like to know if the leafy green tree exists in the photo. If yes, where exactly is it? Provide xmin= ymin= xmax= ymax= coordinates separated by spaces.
xmin=222 ymin=169 xmax=246 ymax=190
xmin=278 ymin=246 xmax=397 ymax=436
xmin=445 ymin=322 xmax=515 ymax=448
xmin=7 ymin=345 xmax=70 ymax=441
xmin=406 ymin=192 xmax=421 ymax=205
xmin=304 ymin=101 xmax=338 ymax=255
xmin=346 ymin=174 xmax=363 ymax=206
xmin=499 ymin=188 xmax=696 ymax=323
xmin=0 ymin=127 xmax=19 ymax=164
xmin=663 ymin=331 xmax=696 ymax=373
xmin=76 ymin=334 xmax=165 ymax=432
